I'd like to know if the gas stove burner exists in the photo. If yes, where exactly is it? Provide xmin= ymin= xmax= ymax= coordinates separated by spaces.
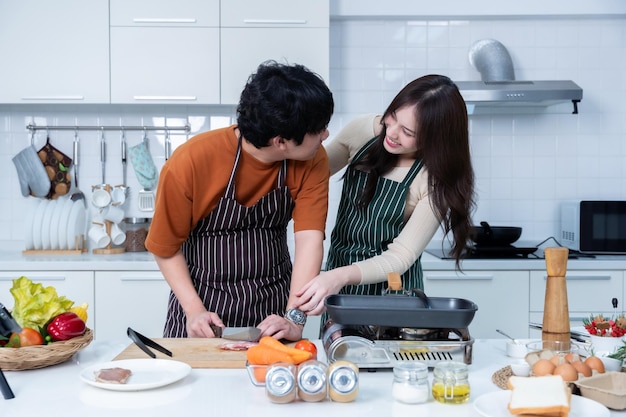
xmin=322 ymin=320 xmax=474 ymax=369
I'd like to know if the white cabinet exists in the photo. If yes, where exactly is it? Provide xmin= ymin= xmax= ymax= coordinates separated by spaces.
xmin=0 ymin=271 xmax=95 ymax=330
xmin=94 ymin=271 xmax=171 ymax=341
xmin=0 ymin=0 xmax=109 ymax=104
xmin=529 ymin=270 xmax=623 ymax=338
xmin=109 ymin=0 xmax=220 ymax=104
xmin=220 ymin=0 xmax=330 ymax=104
xmin=423 ymin=270 xmax=530 ymax=339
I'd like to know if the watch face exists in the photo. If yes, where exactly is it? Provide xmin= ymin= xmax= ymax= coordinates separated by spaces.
xmin=287 ymin=308 xmax=306 ymax=325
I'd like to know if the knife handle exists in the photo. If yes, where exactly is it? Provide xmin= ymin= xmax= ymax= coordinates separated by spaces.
xmin=210 ymin=325 xmax=223 ymax=338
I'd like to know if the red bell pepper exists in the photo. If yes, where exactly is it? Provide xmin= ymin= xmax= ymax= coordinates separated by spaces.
xmin=46 ymin=312 xmax=86 ymax=341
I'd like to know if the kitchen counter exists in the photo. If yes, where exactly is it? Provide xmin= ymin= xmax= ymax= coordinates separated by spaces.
xmin=1 ymin=339 xmax=623 ymax=417
xmin=0 ymin=240 xmax=625 ymax=272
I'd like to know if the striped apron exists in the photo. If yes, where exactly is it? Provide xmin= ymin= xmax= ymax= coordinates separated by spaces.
xmin=164 ymin=138 xmax=294 ymax=337
xmin=326 ymin=137 xmax=425 ymax=296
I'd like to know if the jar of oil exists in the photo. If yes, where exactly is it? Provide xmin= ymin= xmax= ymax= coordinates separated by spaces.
xmin=432 ymin=361 xmax=470 ymax=404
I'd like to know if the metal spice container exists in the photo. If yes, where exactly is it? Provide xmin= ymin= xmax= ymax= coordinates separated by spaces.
xmin=122 ymin=218 xmax=150 ymax=252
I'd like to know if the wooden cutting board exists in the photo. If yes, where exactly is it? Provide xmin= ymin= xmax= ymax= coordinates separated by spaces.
xmin=113 ymin=338 xmax=248 ymax=368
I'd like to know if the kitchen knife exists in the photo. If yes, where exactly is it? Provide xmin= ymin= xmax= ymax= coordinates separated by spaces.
xmin=528 ymin=322 xmax=589 ymax=343
xmin=210 ymin=325 xmax=261 ymax=342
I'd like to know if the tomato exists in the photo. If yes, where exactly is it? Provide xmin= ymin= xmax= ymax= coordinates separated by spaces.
xmin=6 ymin=327 xmax=44 ymax=347
xmin=294 ymin=339 xmax=317 ymax=359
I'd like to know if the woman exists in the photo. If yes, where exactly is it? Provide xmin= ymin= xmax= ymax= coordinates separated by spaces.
xmin=295 ymin=74 xmax=475 ymax=316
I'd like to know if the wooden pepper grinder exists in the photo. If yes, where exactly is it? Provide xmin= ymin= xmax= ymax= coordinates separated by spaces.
xmin=542 ymin=247 xmax=571 ymax=347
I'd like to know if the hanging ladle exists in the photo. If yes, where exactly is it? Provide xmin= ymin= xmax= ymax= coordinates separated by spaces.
xmin=70 ymin=130 xmax=86 ymax=207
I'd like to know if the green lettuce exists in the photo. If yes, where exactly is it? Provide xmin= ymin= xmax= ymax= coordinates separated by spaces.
xmin=9 ymin=276 xmax=74 ymax=329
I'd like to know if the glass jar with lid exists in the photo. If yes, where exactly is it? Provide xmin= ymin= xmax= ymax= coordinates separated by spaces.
xmin=432 ymin=361 xmax=470 ymax=404
xmin=297 ymin=360 xmax=328 ymax=402
xmin=122 ymin=218 xmax=150 ymax=252
xmin=265 ymin=362 xmax=297 ymax=403
xmin=391 ymin=362 xmax=429 ymax=404
xmin=328 ymin=360 xmax=359 ymax=402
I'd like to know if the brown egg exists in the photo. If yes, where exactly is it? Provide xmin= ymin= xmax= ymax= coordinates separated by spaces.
xmin=572 ymin=360 xmax=592 ymax=377
xmin=553 ymin=363 xmax=578 ymax=381
xmin=532 ymin=359 xmax=556 ymax=376
xmin=565 ymin=352 xmax=581 ymax=363
xmin=550 ymin=355 xmax=566 ymax=366
xmin=585 ymin=356 xmax=606 ymax=373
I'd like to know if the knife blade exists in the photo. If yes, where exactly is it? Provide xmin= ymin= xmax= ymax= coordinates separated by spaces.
xmin=528 ymin=322 xmax=590 ymax=343
xmin=210 ymin=325 xmax=262 ymax=342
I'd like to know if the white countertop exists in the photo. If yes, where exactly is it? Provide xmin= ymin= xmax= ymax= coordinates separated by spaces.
xmin=0 ymin=241 xmax=625 ymax=272
xmin=1 ymin=339 xmax=622 ymax=417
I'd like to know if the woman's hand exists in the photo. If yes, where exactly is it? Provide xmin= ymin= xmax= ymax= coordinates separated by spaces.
xmin=294 ymin=265 xmax=362 ymax=316
xmin=257 ymin=314 xmax=303 ymax=342
xmin=186 ymin=311 xmax=224 ymax=338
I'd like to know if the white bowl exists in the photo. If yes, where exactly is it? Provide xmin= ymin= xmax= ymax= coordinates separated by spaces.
xmin=510 ymin=360 xmax=531 ymax=377
xmin=506 ymin=340 xmax=528 ymax=358
xmin=599 ymin=356 xmax=623 ymax=372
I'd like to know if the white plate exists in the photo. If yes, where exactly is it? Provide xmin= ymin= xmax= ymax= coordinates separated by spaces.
xmin=66 ymin=201 xmax=86 ymax=250
xmin=32 ymin=199 xmax=50 ymax=250
xmin=48 ymin=198 xmax=66 ymax=250
xmin=57 ymin=198 xmax=74 ymax=249
xmin=23 ymin=198 xmax=40 ymax=250
xmin=80 ymin=359 xmax=191 ymax=391
xmin=40 ymin=199 xmax=57 ymax=250
xmin=473 ymin=390 xmax=609 ymax=417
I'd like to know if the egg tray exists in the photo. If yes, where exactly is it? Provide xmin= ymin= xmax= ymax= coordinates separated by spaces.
xmin=575 ymin=372 xmax=626 ymax=410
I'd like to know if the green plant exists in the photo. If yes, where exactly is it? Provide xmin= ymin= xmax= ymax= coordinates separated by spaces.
xmin=608 ymin=340 xmax=626 ymax=361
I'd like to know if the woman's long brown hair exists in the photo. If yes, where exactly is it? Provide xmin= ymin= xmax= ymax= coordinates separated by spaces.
xmin=352 ymin=74 xmax=475 ymax=268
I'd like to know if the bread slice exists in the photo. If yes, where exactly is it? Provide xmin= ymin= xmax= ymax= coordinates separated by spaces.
xmin=507 ymin=375 xmax=571 ymax=417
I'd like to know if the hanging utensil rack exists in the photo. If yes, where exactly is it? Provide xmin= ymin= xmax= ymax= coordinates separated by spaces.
xmin=26 ymin=124 xmax=190 ymax=134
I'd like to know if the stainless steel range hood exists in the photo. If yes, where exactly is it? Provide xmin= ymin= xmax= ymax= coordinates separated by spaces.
xmin=457 ymin=39 xmax=583 ymax=114
xmin=456 ymin=80 xmax=583 ymax=113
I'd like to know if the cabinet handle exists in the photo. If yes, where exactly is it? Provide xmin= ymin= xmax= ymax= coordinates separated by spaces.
xmin=0 ymin=275 xmax=65 ymax=281
xmin=424 ymin=274 xmax=494 ymax=281
xmin=132 ymin=96 xmax=197 ymax=101
xmin=133 ymin=18 xmax=197 ymax=24
xmin=21 ymin=96 xmax=84 ymax=101
xmin=541 ymin=275 xmax=612 ymax=281
xmin=242 ymin=19 xmax=307 ymax=25
xmin=120 ymin=275 xmax=164 ymax=282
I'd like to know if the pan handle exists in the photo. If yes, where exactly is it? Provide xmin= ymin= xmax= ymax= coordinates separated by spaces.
xmin=480 ymin=221 xmax=493 ymax=238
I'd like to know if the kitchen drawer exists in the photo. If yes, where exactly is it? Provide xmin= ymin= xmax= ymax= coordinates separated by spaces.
xmin=95 ymin=271 xmax=170 ymax=341
xmin=110 ymin=0 xmax=219 ymax=27
xmin=0 ymin=271 xmax=95 ymax=330
xmin=221 ymin=0 xmax=328 ymax=27
xmin=530 ymin=270 xmax=622 ymax=313
xmin=423 ymin=270 xmax=530 ymax=339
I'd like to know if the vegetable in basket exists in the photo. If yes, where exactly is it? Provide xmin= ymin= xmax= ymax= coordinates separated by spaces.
xmin=9 ymin=276 xmax=74 ymax=329
xmin=46 ymin=312 xmax=86 ymax=342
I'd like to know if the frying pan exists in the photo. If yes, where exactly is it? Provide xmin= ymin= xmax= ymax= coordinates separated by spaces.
xmin=470 ymin=221 xmax=521 ymax=246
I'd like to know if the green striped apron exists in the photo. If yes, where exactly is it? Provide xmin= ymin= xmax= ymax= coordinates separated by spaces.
xmin=326 ymin=137 xmax=425 ymax=296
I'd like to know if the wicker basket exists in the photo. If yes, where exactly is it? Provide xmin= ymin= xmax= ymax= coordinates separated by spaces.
xmin=0 ymin=328 xmax=93 ymax=371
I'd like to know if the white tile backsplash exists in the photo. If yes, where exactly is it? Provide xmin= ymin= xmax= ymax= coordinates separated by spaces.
xmin=2 ymin=15 xmax=626 ymax=251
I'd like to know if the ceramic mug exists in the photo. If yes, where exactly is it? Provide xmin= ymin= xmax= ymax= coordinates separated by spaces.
xmin=88 ymin=223 xmax=110 ymax=249
xmin=103 ymin=205 xmax=124 ymax=224
xmin=92 ymin=188 xmax=111 ymax=208
xmin=110 ymin=222 xmax=126 ymax=246
xmin=111 ymin=187 xmax=126 ymax=206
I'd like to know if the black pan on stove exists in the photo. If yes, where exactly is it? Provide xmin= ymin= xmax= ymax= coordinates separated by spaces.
xmin=470 ymin=221 xmax=521 ymax=246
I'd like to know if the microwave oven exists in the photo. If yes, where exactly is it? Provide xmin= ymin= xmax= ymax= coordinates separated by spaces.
xmin=560 ymin=200 xmax=626 ymax=254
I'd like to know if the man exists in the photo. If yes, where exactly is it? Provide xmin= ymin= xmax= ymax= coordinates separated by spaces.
xmin=145 ymin=61 xmax=334 ymax=341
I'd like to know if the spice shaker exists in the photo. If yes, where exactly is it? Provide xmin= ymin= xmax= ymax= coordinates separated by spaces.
xmin=328 ymin=360 xmax=359 ymax=402
xmin=392 ymin=362 xmax=429 ymax=404
xmin=432 ymin=361 xmax=470 ymax=404
xmin=122 ymin=217 xmax=150 ymax=252
xmin=265 ymin=362 xmax=297 ymax=403
xmin=297 ymin=360 xmax=328 ymax=402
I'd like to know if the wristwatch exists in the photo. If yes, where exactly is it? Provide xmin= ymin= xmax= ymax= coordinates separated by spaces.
xmin=284 ymin=308 xmax=307 ymax=326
